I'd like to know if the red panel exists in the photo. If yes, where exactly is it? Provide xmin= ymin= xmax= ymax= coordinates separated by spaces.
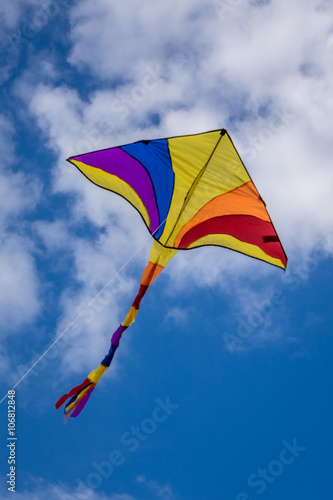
xmin=55 ymin=378 xmax=91 ymax=409
xmin=132 ymin=285 xmax=149 ymax=309
xmin=179 ymin=215 xmax=287 ymax=267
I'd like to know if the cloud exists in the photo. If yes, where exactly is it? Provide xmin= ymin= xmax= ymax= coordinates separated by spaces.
xmin=165 ymin=306 xmax=190 ymax=324
xmin=136 ymin=475 xmax=175 ymax=500
xmin=0 ymin=115 xmax=16 ymax=165
xmin=11 ymin=0 xmax=333 ymax=366
xmin=1 ymin=0 xmax=59 ymax=85
xmin=24 ymin=0 xmax=333 ymax=262
xmin=0 ymin=169 xmax=41 ymax=230
xmin=0 ymin=115 xmax=41 ymax=334
xmin=67 ymin=0 xmax=204 ymax=82
xmin=34 ymin=219 xmax=72 ymax=253
xmin=0 ymin=235 xmax=40 ymax=333
xmin=0 ymin=0 xmax=47 ymax=30
xmin=205 ymin=1 xmax=331 ymax=95
xmin=0 ymin=480 xmax=134 ymax=500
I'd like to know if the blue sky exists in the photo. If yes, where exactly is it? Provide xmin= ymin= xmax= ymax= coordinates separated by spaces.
xmin=0 ymin=0 xmax=333 ymax=498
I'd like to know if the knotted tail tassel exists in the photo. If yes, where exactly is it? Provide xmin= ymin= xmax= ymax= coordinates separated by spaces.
xmin=55 ymin=241 xmax=177 ymax=421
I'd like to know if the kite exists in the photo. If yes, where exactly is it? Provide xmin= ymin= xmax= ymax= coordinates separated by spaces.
xmin=56 ymin=129 xmax=287 ymax=421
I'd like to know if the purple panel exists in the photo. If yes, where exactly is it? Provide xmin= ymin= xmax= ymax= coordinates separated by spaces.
xmin=72 ymin=148 xmax=159 ymax=233
xmin=70 ymin=386 xmax=95 ymax=418
xmin=111 ymin=324 xmax=127 ymax=347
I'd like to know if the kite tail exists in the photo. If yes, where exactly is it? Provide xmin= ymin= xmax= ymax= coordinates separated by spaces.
xmin=55 ymin=241 xmax=177 ymax=421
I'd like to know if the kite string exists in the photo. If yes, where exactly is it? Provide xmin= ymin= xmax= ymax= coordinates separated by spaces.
xmin=0 ymin=237 xmax=149 ymax=406
xmin=0 ymin=201 xmax=183 ymax=405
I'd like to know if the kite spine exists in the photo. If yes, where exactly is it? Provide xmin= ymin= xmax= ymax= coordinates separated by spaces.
xmin=164 ymin=132 xmax=223 ymax=246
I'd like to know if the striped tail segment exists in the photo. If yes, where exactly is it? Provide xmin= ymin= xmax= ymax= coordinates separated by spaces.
xmin=55 ymin=241 xmax=177 ymax=421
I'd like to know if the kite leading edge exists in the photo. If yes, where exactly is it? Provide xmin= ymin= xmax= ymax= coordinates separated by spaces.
xmin=56 ymin=129 xmax=287 ymax=421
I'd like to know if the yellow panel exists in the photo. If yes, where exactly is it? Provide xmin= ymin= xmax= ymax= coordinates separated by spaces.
xmin=88 ymin=364 xmax=108 ymax=384
xmin=166 ymin=133 xmax=251 ymax=246
xmin=122 ymin=306 xmax=139 ymax=327
xmin=66 ymin=384 xmax=91 ymax=410
xmin=72 ymin=160 xmax=151 ymax=230
xmin=149 ymin=238 xmax=178 ymax=266
xmin=186 ymin=234 xmax=285 ymax=269
xmin=159 ymin=131 xmax=222 ymax=246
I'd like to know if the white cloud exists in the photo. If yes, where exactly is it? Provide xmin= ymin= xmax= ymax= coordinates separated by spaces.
xmin=34 ymin=219 xmax=72 ymax=253
xmin=205 ymin=1 xmax=331 ymax=95
xmin=0 ymin=170 xmax=40 ymax=229
xmin=0 ymin=480 xmax=134 ymax=500
xmin=0 ymin=115 xmax=16 ymax=165
xmin=13 ymin=0 xmax=333 ymax=363
xmin=67 ymin=0 xmax=203 ymax=82
xmin=0 ymin=235 xmax=40 ymax=333
xmin=42 ymin=0 xmax=333 ymax=260
xmin=1 ymin=0 xmax=60 ymax=84
xmin=0 ymin=115 xmax=41 ymax=334
xmin=137 ymin=475 xmax=175 ymax=500
xmin=0 ymin=0 xmax=46 ymax=30
xmin=165 ymin=306 xmax=190 ymax=324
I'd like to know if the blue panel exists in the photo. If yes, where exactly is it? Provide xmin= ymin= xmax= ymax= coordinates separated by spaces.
xmin=121 ymin=139 xmax=174 ymax=239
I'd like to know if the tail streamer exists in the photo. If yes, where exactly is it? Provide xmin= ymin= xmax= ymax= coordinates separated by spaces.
xmin=55 ymin=241 xmax=177 ymax=421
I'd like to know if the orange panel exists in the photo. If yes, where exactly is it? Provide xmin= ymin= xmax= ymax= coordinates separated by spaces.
xmin=140 ymin=261 xmax=165 ymax=286
xmin=174 ymin=181 xmax=270 ymax=247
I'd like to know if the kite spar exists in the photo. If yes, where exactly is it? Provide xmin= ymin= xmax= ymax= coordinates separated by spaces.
xmin=56 ymin=129 xmax=287 ymax=421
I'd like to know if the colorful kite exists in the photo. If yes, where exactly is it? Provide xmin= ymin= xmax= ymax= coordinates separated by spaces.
xmin=56 ymin=129 xmax=287 ymax=421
